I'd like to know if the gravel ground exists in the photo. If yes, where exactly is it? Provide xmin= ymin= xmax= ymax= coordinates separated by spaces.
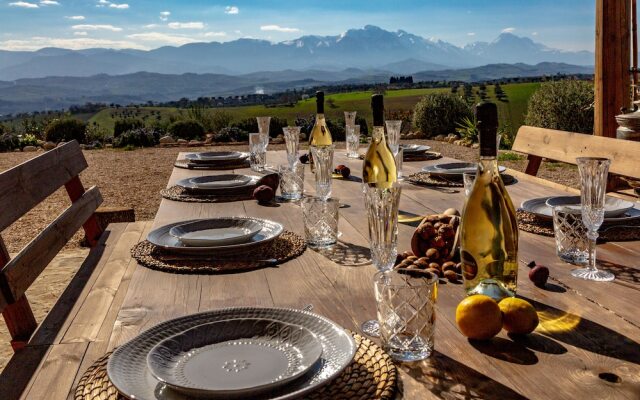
xmin=0 ymin=139 xmax=580 ymax=372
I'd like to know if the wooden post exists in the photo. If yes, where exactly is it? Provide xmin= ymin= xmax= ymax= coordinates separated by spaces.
xmin=594 ymin=0 xmax=632 ymax=137
xmin=65 ymin=176 xmax=103 ymax=247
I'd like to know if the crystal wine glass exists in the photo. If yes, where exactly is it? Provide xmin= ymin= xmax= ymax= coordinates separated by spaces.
xmin=361 ymin=183 xmax=402 ymax=337
xmin=385 ymin=120 xmax=402 ymax=155
xmin=572 ymin=157 xmax=615 ymax=281
xmin=282 ymin=126 xmax=301 ymax=168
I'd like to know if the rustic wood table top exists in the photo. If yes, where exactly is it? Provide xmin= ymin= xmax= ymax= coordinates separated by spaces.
xmin=13 ymin=148 xmax=640 ymax=399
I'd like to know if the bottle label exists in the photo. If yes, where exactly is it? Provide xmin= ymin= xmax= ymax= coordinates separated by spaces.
xmin=461 ymin=250 xmax=478 ymax=280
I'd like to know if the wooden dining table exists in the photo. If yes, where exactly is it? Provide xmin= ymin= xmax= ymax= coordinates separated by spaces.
xmin=11 ymin=148 xmax=640 ymax=399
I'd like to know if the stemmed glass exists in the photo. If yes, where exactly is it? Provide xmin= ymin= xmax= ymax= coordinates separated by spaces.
xmin=256 ymin=116 xmax=271 ymax=140
xmin=283 ymin=126 xmax=301 ymax=168
xmin=572 ymin=157 xmax=615 ymax=281
xmin=385 ymin=120 xmax=402 ymax=154
xmin=361 ymin=182 xmax=402 ymax=337
xmin=344 ymin=111 xmax=357 ymax=129
xmin=310 ymin=145 xmax=334 ymax=200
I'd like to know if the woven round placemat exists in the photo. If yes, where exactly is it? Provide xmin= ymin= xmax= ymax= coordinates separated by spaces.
xmin=407 ymin=172 xmax=517 ymax=188
xmin=74 ymin=331 xmax=397 ymax=400
xmin=160 ymin=185 xmax=255 ymax=203
xmin=174 ymin=159 xmax=250 ymax=170
xmin=131 ymin=231 xmax=306 ymax=274
xmin=517 ymin=210 xmax=640 ymax=242
xmin=403 ymin=151 xmax=443 ymax=162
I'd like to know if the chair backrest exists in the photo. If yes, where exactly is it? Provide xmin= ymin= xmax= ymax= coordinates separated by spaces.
xmin=0 ymin=141 xmax=103 ymax=348
xmin=512 ymin=126 xmax=640 ymax=179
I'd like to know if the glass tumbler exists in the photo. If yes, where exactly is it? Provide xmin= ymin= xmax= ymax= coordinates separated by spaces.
xmin=249 ymin=133 xmax=267 ymax=172
xmin=278 ymin=163 xmax=305 ymax=201
xmin=346 ymin=125 xmax=361 ymax=159
xmin=301 ymin=197 xmax=339 ymax=248
xmin=552 ymin=206 xmax=589 ymax=265
xmin=283 ymin=126 xmax=301 ymax=168
xmin=375 ymin=269 xmax=437 ymax=361
xmin=310 ymin=145 xmax=334 ymax=200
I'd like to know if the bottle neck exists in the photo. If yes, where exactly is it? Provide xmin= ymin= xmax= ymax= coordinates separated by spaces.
xmin=478 ymin=156 xmax=499 ymax=173
xmin=316 ymin=113 xmax=326 ymax=122
xmin=372 ymin=126 xmax=386 ymax=143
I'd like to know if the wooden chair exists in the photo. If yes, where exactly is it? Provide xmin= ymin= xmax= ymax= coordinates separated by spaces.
xmin=512 ymin=126 xmax=640 ymax=184
xmin=0 ymin=140 xmax=104 ymax=350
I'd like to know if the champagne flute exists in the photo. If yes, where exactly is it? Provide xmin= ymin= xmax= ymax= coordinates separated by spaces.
xmin=571 ymin=157 xmax=615 ymax=281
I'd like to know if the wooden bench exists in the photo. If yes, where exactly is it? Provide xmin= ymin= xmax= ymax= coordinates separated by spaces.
xmin=512 ymin=125 xmax=640 ymax=182
xmin=0 ymin=141 xmax=147 ymax=398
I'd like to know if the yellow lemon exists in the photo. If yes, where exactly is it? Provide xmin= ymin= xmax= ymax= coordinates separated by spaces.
xmin=455 ymin=295 xmax=502 ymax=340
xmin=499 ymin=297 xmax=539 ymax=335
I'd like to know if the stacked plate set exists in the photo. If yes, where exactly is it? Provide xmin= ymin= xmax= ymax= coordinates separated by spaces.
xmin=175 ymin=174 xmax=261 ymax=197
xmin=421 ymin=162 xmax=506 ymax=179
xmin=520 ymin=195 xmax=639 ymax=225
xmin=184 ymin=151 xmax=250 ymax=169
xmin=106 ymin=307 xmax=357 ymax=399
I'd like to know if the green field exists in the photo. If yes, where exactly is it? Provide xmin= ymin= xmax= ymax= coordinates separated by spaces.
xmin=88 ymin=83 xmax=538 ymax=139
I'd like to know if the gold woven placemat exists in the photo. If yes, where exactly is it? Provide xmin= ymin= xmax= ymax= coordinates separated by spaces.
xmin=407 ymin=172 xmax=517 ymax=188
xmin=174 ymin=159 xmax=250 ymax=170
xmin=517 ymin=210 xmax=640 ymax=242
xmin=131 ymin=231 xmax=306 ymax=274
xmin=74 ymin=331 xmax=397 ymax=400
xmin=403 ymin=151 xmax=442 ymax=162
xmin=160 ymin=185 xmax=255 ymax=203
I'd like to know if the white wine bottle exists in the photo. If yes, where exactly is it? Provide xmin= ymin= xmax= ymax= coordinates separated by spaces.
xmin=459 ymin=102 xmax=518 ymax=301
xmin=362 ymin=94 xmax=397 ymax=188
xmin=308 ymin=91 xmax=332 ymax=171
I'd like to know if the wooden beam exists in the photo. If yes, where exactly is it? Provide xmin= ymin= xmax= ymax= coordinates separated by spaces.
xmin=594 ymin=0 xmax=631 ymax=137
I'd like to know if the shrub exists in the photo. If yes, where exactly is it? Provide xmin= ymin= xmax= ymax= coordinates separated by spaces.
xmin=524 ymin=80 xmax=594 ymax=134
xmin=210 ymin=110 xmax=234 ymax=133
xmin=167 ymin=119 xmax=205 ymax=140
xmin=44 ymin=118 xmax=87 ymax=144
xmin=113 ymin=127 xmax=159 ymax=148
xmin=85 ymin=122 xmax=109 ymax=145
xmin=213 ymin=127 xmax=249 ymax=143
xmin=19 ymin=133 xmax=39 ymax=147
xmin=455 ymin=116 xmax=479 ymax=143
xmin=412 ymin=93 xmax=472 ymax=137
xmin=0 ymin=132 xmax=20 ymax=152
xmin=231 ymin=117 xmax=288 ymax=138
xmin=114 ymin=118 xmax=144 ymax=137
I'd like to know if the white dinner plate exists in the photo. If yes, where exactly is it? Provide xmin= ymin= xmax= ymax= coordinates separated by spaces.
xmin=422 ymin=162 xmax=506 ymax=177
xmin=400 ymin=144 xmax=431 ymax=153
xmin=521 ymin=196 xmax=640 ymax=224
xmin=545 ymin=195 xmax=635 ymax=218
xmin=169 ymin=218 xmax=263 ymax=247
xmin=146 ymin=319 xmax=323 ymax=398
xmin=176 ymin=175 xmax=260 ymax=194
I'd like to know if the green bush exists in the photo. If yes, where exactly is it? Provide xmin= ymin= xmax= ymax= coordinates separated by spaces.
xmin=524 ymin=80 xmax=594 ymax=133
xmin=85 ymin=122 xmax=109 ymax=145
xmin=412 ymin=93 xmax=472 ymax=137
xmin=210 ymin=110 xmax=234 ymax=133
xmin=231 ymin=117 xmax=288 ymax=138
xmin=19 ymin=133 xmax=39 ymax=147
xmin=167 ymin=119 xmax=205 ymax=140
xmin=0 ymin=132 xmax=20 ymax=152
xmin=44 ymin=118 xmax=87 ymax=144
xmin=113 ymin=128 xmax=159 ymax=148
xmin=455 ymin=116 xmax=479 ymax=143
xmin=114 ymin=118 xmax=144 ymax=137
xmin=213 ymin=127 xmax=249 ymax=143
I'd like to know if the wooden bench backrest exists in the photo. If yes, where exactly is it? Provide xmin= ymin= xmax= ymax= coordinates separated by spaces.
xmin=512 ymin=126 xmax=640 ymax=179
xmin=0 ymin=141 xmax=103 ymax=349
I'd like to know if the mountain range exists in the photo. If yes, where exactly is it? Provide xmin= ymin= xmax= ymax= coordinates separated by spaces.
xmin=0 ymin=25 xmax=593 ymax=81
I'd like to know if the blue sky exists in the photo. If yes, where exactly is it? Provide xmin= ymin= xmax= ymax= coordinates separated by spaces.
xmin=0 ymin=0 xmax=596 ymax=51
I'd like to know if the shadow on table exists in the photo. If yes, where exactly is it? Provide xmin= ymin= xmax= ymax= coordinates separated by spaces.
xmin=400 ymin=350 xmax=528 ymax=399
xmin=314 ymin=240 xmax=371 ymax=267
xmin=522 ymin=296 xmax=640 ymax=365
xmin=596 ymin=259 xmax=640 ymax=285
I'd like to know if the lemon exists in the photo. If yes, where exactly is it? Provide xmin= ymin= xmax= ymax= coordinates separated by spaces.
xmin=455 ymin=295 xmax=502 ymax=340
xmin=499 ymin=297 xmax=539 ymax=335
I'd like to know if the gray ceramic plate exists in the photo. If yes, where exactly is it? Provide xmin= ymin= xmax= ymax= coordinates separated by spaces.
xmin=176 ymin=175 xmax=260 ymax=194
xmin=422 ymin=162 xmax=506 ymax=176
xmin=400 ymin=144 xmax=431 ymax=153
xmin=521 ymin=197 xmax=640 ymax=224
xmin=147 ymin=319 xmax=323 ymax=398
xmin=185 ymin=152 xmax=249 ymax=164
xmin=545 ymin=195 xmax=635 ymax=218
xmin=107 ymin=307 xmax=357 ymax=400
xmin=168 ymin=218 xmax=263 ymax=247
xmin=147 ymin=218 xmax=283 ymax=254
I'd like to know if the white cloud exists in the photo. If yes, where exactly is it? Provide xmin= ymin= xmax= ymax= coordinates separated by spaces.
xmin=96 ymin=0 xmax=108 ymax=6
xmin=0 ymin=36 xmax=146 ymax=50
xmin=532 ymin=32 xmax=538 ymax=36
xmin=501 ymin=27 xmax=516 ymax=33
xmin=144 ymin=24 xmax=159 ymax=29
xmin=260 ymin=25 xmax=300 ymax=33
xmin=109 ymin=3 xmax=129 ymax=9
xmin=204 ymin=31 xmax=226 ymax=37
xmin=127 ymin=32 xmax=200 ymax=46
xmin=98 ymin=0 xmax=108 ymax=3
xmin=74 ymin=31 xmax=88 ymax=36
xmin=168 ymin=21 xmax=205 ymax=30
xmin=9 ymin=1 xmax=39 ymax=8
xmin=467 ymin=32 xmax=476 ymax=36
xmin=66 ymin=15 xmax=86 ymax=20
xmin=72 ymin=24 xmax=123 ymax=32
xmin=40 ymin=0 xmax=59 ymax=5
xmin=225 ymin=6 xmax=239 ymax=14
xmin=159 ymin=11 xmax=170 ymax=21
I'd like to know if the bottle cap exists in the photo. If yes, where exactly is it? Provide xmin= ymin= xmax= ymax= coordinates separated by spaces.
xmin=316 ymin=91 xmax=324 ymax=114
xmin=475 ymin=102 xmax=498 ymax=157
xmin=372 ymin=94 xmax=384 ymax=126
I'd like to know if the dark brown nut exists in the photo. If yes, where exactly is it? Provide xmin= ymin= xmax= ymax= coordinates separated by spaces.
xmin=419 ymin=240 xmax=430 ymax=255
xmin=419 ymin=229 xmax=432 ymax=240
xmin=443 ymin=208 xmax=460 ymax=216
xmin=527 ymin=260 xmax=537 ymax=268
xmin=425 ymin=215 xmax=440 ymax=222
xmin=417 ymin=257 xmax=429 ymax=263
xmin=414 ymin=260 xmax=430 ymax=269
xmin=439 ymin=225 xmax=456 ymax=239
xmin=444 ymin=270 xmax=459 ymax=282
xmin=440 ymin=248 xmax=450 ymax=258
xmin=395 ymin=254 xmax=405 ymax=265
xmin=425 ymin=248 xmax=440 ymax=260
xmin=433 ymin=222 xmax=443 ymax=229
xmin=442 ymin=261 xmax=457 ymax=272
xmin=299 ymin=153 xmax=310 ymax=164
xmin=340 ymin=166 xmax=351 ymax=179
xmin=426 ymin=268 xmax=441 ymax=277
xmin=402 ymin=251 xmax=414 ymax=258
xmin=432 ymin=236 xmax=446 ymax=248
xmin=406 ymin=255 xmax=418 ymax=262
xmin=529 ymin=265 xmax=550 ymax=287
xmin=253 ymin=185 xmax=274 ymax=203
xmin=398 ymin=268 xmax=434 ymax=279
xmin=428 ymin=262 xmax=440 ymax=270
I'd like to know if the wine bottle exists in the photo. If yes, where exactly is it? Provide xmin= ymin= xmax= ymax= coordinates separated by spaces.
xmin=459 ymin=102 xmax=519 ymax=301
xmin=362 ymin=94 xmax=397 ymax=188
xmin=308 ymin=91 xmax=332 ymax=171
